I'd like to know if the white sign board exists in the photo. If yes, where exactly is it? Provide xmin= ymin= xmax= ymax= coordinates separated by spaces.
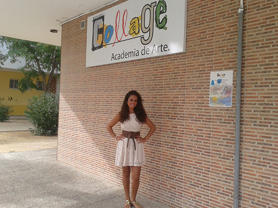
xmin=86 ymin=0 xmax=187 ymax=67
xmin=209 ymin=70 xmax=233 ymax=107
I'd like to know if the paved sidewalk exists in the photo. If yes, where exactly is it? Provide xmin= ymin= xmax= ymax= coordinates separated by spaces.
xmin=0 ymin=117 xmax=56 ymax=153
xmin=0 ymin=131 xmax=57 ymax=153
xmin=0 ymin=149 xmax=168 ymax=208
xmin=0 ymin=117 xmax=34 ymax=132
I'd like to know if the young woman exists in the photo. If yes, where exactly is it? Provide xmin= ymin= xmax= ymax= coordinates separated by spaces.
xmin=107 ymin=90 xmax=156 ymax=208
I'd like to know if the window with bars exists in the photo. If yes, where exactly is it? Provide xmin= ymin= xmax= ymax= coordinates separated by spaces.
xmin=9 ymin=79 xmax=18 ymax=89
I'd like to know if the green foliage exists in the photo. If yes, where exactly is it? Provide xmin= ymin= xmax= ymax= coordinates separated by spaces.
xmin=0 ymin=105 xmax=10 ymax=122
xmin=25 ymin=93 xmax=59 ymax=136
xmin=18 ymin=70 xmax=39 ymax=93
xmin=0 ymin=36 xmax=60 ymax=93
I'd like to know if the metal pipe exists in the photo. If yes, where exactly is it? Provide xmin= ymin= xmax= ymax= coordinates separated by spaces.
xmin=234 ymin=0 xmax=244 ymax=207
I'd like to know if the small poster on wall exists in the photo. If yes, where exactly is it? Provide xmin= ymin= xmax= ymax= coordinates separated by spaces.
xmin=209 ymin=70 xmax=233 ymax=107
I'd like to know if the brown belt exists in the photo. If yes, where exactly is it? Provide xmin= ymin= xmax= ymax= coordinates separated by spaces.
xmin=122 ymin=130 xmax=140 ymax=151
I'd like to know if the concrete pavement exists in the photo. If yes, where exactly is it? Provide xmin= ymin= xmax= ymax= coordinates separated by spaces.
xmin=0 ymin=116 xmax=34 ymax=132
xmin=0 ymin=117 xmax=57 ymax=153
xmin=0 ymin=118 xmax=168 ymax=207
xmin=0 ymin=149 xmax=168 ymax=208
xmin=0 ymin=131 xmax=57 ymax=153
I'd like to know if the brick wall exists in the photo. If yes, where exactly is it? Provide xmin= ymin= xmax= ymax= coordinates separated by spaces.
xmin=57 ymin=0 xmax=278 ymax=207
xmin=240 ymin=1 xmax=278 ymax=207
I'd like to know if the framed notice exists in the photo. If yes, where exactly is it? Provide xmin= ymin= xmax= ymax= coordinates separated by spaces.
xmin=209 ymin=70 xmax=233 ymax=107
xmin=86 ymin=0 xmax=187 ymax=67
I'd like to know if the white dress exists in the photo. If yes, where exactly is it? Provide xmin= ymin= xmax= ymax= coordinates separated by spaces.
xmin=115 ymin=113 xmax=145 ymax=167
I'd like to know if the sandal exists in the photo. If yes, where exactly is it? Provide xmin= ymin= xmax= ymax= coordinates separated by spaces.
xmin=131 ymin=201 xmax=143 ymax=208
xmin=124 ymin=200 xmax=133 ymax=208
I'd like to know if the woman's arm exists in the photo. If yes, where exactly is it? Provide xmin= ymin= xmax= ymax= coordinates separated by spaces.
xmin=107 ymin=113 xmax=122 ymax=140
xmin=144 ymin=117 xmax=156 ymax=141
xmin=137 ymin=117 xmax=156 ymax=143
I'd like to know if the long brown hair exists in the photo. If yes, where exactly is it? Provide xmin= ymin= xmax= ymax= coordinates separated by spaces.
xmin=119 ymin=90 xmax=147 ymax=123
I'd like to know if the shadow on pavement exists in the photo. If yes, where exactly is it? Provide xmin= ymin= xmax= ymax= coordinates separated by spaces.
xmin=0 ymin=149 xmax=167 ymax=208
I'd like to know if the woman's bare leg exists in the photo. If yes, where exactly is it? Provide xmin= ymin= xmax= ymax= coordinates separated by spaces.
xmin=130 ymin=166 xmax=141 ymax=202
xmin=122 ymin=166 xmax=131 ymax=201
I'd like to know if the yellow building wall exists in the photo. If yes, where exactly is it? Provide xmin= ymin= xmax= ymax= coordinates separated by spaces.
xmin=0 ymin=70 xmax=45 ymax=116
